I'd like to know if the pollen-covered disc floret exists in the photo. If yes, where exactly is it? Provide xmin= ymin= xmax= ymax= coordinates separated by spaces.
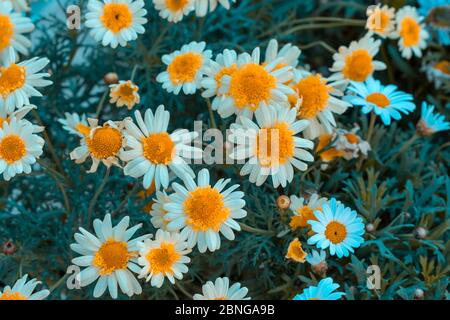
xmin=366 ymin=4 xmax=396 ymax=38
xmin=0 ymin=274 xmax=49 ymax=300
xmin=163 ymin=168 xmax=247 ymax=253
xmin=193 ymin=277 xmax=250 ymax=300
xmin=194 ymin=0 xmax=236 ymax=17
xmin=109 ymin=80 xmax=140 ymax=110
xmin=85 ymin=0 xmax=148 ymax=49
xmin=228 ymin=105 xmax=314 ymax=188
xmin=137 ymin=229 xmax=191 ymax=288
xmin=307 ymin=198 xmax=365 ymax=258
xmin=395 ymin=6 xmax=429 ymax=60
xmin=289 ymin=193 xmax=328 ymax=230
xmin=153 ymin=0 xmax=195 ymax=23
xmin=293 ymin=277 xmax=344 ymax=300
xmin=70 ymin=214 xmax=151 ymax=299
xmin=58 ymin=112 xmax=90 ymax=137
xmin=157 ymin=41 xmax=212 ymax=95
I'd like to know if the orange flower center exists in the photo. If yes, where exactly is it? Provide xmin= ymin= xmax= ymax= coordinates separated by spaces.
xmin=86 ymin=126 xmax=122 ymax=159
xmin=0 ymin=64 xmax=26 ymax=98
xmin=101 ymin=3 xmax=132 ymax=33
xmin=290 ymin=206 xmax=317 ymax=230
xmin=145 ymin=242 xmax=180 ymax=274
xmin=400 ymin=17 xmax=421 ymax=47
xmin=0 ymin=15 xmax=14 ymax=51
xmin=434 ymin=60 xmax=450 ymax=75
xmin=142 ymin=132 xmax=175 ymax=165
xmin=168 ymin=52 xmax=203 ymax=84
xmin=0 ymin=291 xmax=28 ymax=300
xmin=324 ymin=221 xmax=347 ymax=244
xmin=366 ymin=92 xmax=390 ymax=108
xmin=345 ymin=133 xmax=359 ymax=144
xmin=256 ymin=122 xmax=294 ymax=167
xmin=93 ymin=239 xmax=131 ymax=275
xmin=0 ymin=134 xmax=26 ymax=164
xmin=316 ymin=134 xmax=344 ymax=162
xmin=292 ymin=75 xmax=330 ymax=119
xmin=166 ymin=0 xmax=190 ymax=12
xmin=342 ymin=49 xmax=374 ymax=82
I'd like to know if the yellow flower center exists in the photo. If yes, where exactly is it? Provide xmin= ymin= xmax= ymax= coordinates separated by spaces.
xmin=100 ymin=3 xmax=133 ymax=33
xmin=0 ymin=291 xmax=27 ymax=300
xmin=325 ymin=221 xmax=347 ymax=244
xmin=166 ymin=0 xmax=190 ymax=12
xmin=290 ymin=206 xmax=317 ymax=230
xmin=214 ymin=65 xmax=238 ymax=94
xmin=292 ymin=75 xmax=330 ymax=119
xmin=286 ymin=238 xmax=307 ymax=263
xmin=400 ymin=17 xmax=421 ymax=47
xmin=229 ymin=63 xmax=276 ymax=110
xmin=75 ymin=123 xmax=90 ymax=137
xmin=145 ymin=242 xmax=180 ymax=274
xmin=167 ymin=52 xmax=203 ymax=85
xmin=142 ymin=132 xmax=175 ymax=165
xmin=0 ymin=135 xmax=26 ymax=164
xmin=366 ymin=92 xmax=390 ymax=108
xmin=0 ymin=64 xmax=26 ymax=98
xmin=86 ymin=126 xmax=122 ymax=159
xmin=342 ymin=49 xmax=374 ymax=82
xmin=344 ymin=133 xmax=359 ymax=144
xmin=117 ymin=82 xmax=138 ymax=101
xmin=316 ymin=134 xmax=344 ymax=162
xmin=434 ymin=60 xmax=450 ymax=75
xmin=214 ymin=297 xmax=228 ymax=300
xmin=183 ymin=186 xmax=230 ymax=232
xmin=93 ymin=239 xmax=131 ymax=275
xmin=0 ymin=15 xmax=14 ymax=51
xmin=256 ymin=122 xmax=294 ymax=167
xmin=368 ymin=10 xmax=391 ymax=33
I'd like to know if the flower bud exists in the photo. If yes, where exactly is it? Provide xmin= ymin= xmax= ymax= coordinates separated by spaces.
xmin=104 ymin=72 xmax=119 ymax=85
xmin=2 ymin=239 xmax=17 ymax=255
xmin=415 ymin=227 xmax=428 ymax=239
xmin=276 ymin=195 xmax=290 ymax=210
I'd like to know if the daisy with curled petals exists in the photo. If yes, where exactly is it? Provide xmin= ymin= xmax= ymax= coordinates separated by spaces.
xmin=0 ymin=1 xmax=34 ymax=63
xmin=0 ymin=274 xmax=49 ymax=300
xmin=137 ymin=229 xmax=191 ymax=288
xmin=109 ymin=80 xmax=140 ymax=110
xmin=216 ymin=47 xmax=295 ymax=119
xmin=264 ymin=39 xmax=301 ymax=71
xmin=120 ymin=105 xmax=202 ymax=190
xmin=293 ymin=277 xmax=344 ymax=300
xmin=417 ymin=102 xmax=450 ymax=136
xmin=153 ymin=0 xmax=195 ymax=23
xmin=157 ymin=41 xmax=212 ymax=95
xmin=194 ymin=0 xmax=236 ymax=17
xmin=365 ymin=4 xmax=396 ymax=38
xmin=328 ymin=34 xmax=386 ymax=89
xmin=228 ymin=105 xmax=314 ymax=188
xmin=193 ymin=277 xmax=250 ymax=300
xmin=334 ymin=126 xmax=370 ymax=160
xmin=85 ymin=0 xmax=148 ymax=49
xmin=345 ymin=77 xmax=416 ymax=126
xmin=0 ymin=48 xmax=52 ymax=113
xmin=395 ymin=6 xmax=429 ymax=60
xmin=289 ymin=193 xmax=328 ymax=231
xmin=150 ymin=190 xmax=173 ymax=231
xmin=70 ymin=214 xmax=151 ymax=299
xmin=424 ymin=59 xmax=450 ymax=89
xmin=307 ymin=198 xmax=365 ymax=258
xmin=70 ymin=119 xmax=125 ymax=173
xmin=164 ymin=168 xmax=247 ymax=253
xmin=288 ymin=69 xmax=350 ymax=139
xmin=0 ymin=117 xmax=44 ymax=181
xmin=58 ymin=112 xmax=89 ymax=137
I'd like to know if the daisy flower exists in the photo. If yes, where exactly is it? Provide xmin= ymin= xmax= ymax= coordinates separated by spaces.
xmin=424 ymin=59 xmax=450 ymax=89
xmin=163 ymin=168 xmax=247 ymax=253
xmin=0 ymin=117 xmax=44 ymax=181
xmin=286 ymin=238 xmax=307 ymax=263
xmin=120 ymin=105 xmax=202 ymax=190
xmin=0 ymin=274 xmax=49 ymax=300
xmin=0 ymin=48 xmax=52 ymax=113
xmin=70 ymin=214 xmax=151 ymax=299
xmin=58 ymin=112 xmax=90 ymax=137
xmin=70 ymin=118 xmax=125 ymax=173
xmin=263 ymin=39 xmax=301 ymax=71
xmin=418 ymin=0 xmax=450 ymax=45
xmin=0 ymin=1 xmax=34 ymax=63
xmin=0 ymin=103 xmax=35 ymax=128
xmin=153 ymin=0 xmax=195 ymax=23
xmin=293 ymin=277 xmax=344 ymax=300
xmin=395 ymin=6 xmax=429 ymax=60
xmin=329 ymin=34 xmax=386 ymax=88
xmin=193 ymin=277 xmax=250 ymax=300
xmin=85 ymin=0 xmax=148 ymax=49
xmin=417 ymin=102 xmax=450 ymax=136
xmin=194 ymin=0 xmax=236 ymax=17
xmin=315 ymin=132 xmax=344 ymax=165
xmin=345 ymin=77 xmax=416 ymax=126
xmin=150 ymin=190 xmax=173 ymax=231
xmin=109 ymin=80 xmax=140 ymax=110
xmin=307 ymin=198 xmax=365 ymax=258
xmin=1 ymin=0 xmax=29 ymax=12
xmin=306 ymin=249 xmax=326 ymax=266
xmin=334 ymin=126 xmax=370 ymax=160
xmin=366 ymin=4 xmax=396 ymax=38
xmin=137 ymin=229 xmax=191 ymax=288
xmin=289 ymin=193 xmax=328 ymax=230
xmin=288 ymin=69 xmax=350 ymax=139
xmin=228 ymin=105 xmax=314 ymax=188
xmin=216 ymin=47 xmax=295 ymax=119
xmin=157 ymin=41 xmax=212 ymax=95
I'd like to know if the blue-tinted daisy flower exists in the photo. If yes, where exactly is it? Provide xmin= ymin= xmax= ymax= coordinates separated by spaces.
xmin=418 ymin=0 xmax=450 ymax=45
xmin=345 ymin=77 xmax=416 ymax=125
xmin=306 ymin=250 xmax=326 ymax=266
xmin=418 ymin=102 xmax=450 ymax=135
xmin=293 ymin=277 xmax=344 ymax=300
xmin=307 ymin=198 xmax=365 ymax=258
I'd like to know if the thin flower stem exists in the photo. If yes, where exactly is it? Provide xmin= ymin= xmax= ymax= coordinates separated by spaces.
xmin=366 ymin=112 xmax=377 ymax=143
xmin=130 ymin=64 xmax=139 ymax=82
xmin=282 ymin=22 xmax=366 ymax=36
xmin=206 ymin=98 xmax=217 ymax=129
xmin=239 ymin=222 xmax=275 ymax=236
xmin=298 ymin=41 xmax=337 ymax=54
xmin=95 ymin=90 xmax=109 ymax=118
xmin=384 ymin=134 xmax=419 ymax=167
xmin=175 ymin=282 xmax=193 ymax=299
xmin=87 ymin=167 xmax=111 ymax=223
xmin=49 ymin=274 xmax=68 ymax=293
xmin=111 ymin=182 xmax=140 ymax=217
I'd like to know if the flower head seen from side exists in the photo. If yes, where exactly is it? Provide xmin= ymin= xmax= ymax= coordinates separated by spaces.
xmin=70 ymin=118 xmax=125 ymax=173
xmin=85 ymin=0 xmax=147 ymax=49
xmin=193 ymin=277 xmax=250 ymax=300
xmin=286 ymin=238 xmax=307 ymax=263
xmin=109 ymin=80 xmax=140 ymax=110
xmin=0 ymin=1 xmax=34 ymax=63
xmin=194 ymin=0 xmax=236 ymax=17
xmin=308 ymin=198 xmax=365 ymax=258
xmin=150 ymin=190 xmax=173 ymax=231
xmin=417 ymin=102 xmax=450 ymax=136
xmin=329 ymin=34 xmax=386 ymax=88
xmin=153 ymin=0 xmax=195 ymax=23
xmin=0 ymin=103 xmax=35 ymax=129
xmin=263 ymin=39 xmax=301 ymax=71
xmin=0 ymin=274 xmax=49 ymax=300
xmin=0 ymin=117 xmax=44 ymax=181
xmin=345 ymin=77 xmax=416 ymax=126
xmin=306 ymin=250 xmax=326 ymax=267
xmin=418 ymin=0 xmax=450 ymax=45
xmin=424 ymin=59 xmax=450 ymax=89
xmin=334 ymin=126 xmax=371 ymax=160
xmin=365 ymin=4 xmax=396 ymax=38
xmin=120 ymin=105 xmax=202 ymax=190
xmin=0 ymin=48 xmax=52 ymax=113
xmin=164 ymin=168 xmax=247 ymax=253
xmin=395 ymin=6 xmax=429 ymax=60
xmin=288 ymin=69 xmax=350 ymax=139
xmin=293 ymin=277 xmax=344 ymax=300
xmin=157 ymin=41 xmax=212 ymax=95
xmin=137 ymin=229 xmax=191 ymax=288
xmin=228 ymin=105 xmax=314 ymax=188
xmin=70 ymin=214 xmax=151 ymax=299
xmin=289 ymin=193 xmax=327 ymax=231
xmin=58 ymin=112 xmax=90 ymax=138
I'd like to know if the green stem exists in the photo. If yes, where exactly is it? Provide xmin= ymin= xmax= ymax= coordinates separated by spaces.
xmin=206 ymin=98 xmax=217 ymax=129
xmin=95 ymin=90 xmax=108 ymax=118
xmin=366 ymin=112 xmax=377 ymax=143
xmin=239 ymin=222 xmax=275 ymax=236
xmin=384 ymin=134 xmax=419 ymax=166
xmin=87 ymin=167 xmax=111 ymax=223
xmin=111 ymin=182 xmax=140 ymax=217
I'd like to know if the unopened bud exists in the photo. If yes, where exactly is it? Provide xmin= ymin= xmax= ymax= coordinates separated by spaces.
xmin=366 ymin=223 xmax=375 ymax=232
xmin=2 ymin=240 xmax=16 ymax=255
xmin=415 ymin=227 xmax=428 ymax=239
xmin=414 ymin=288 xmax=424 ymax=299
xmin=276 ymin=195 xmax=290 ymax=210
xmin=104 ymin=72 xmax=119 ymax=85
